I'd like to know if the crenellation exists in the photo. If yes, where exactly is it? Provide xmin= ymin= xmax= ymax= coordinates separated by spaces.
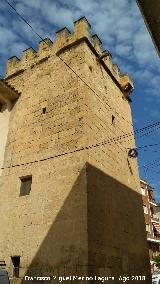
xmin=55 ymin=27 xmax=71 ymax=49
xmin=22 ymin=47 xmax=38 ymax=67
xmin=103 ymin=49 xmax=112 ymax=58
xmin=102 ymin=50 xmax=113 ymax=71
xmin=22 ymin=47 xmax=37 ymax=59
xmin=92 ymin=34 xmax=103 ymax=54
xmin=113 ymin=64 xmax=120 ymax=75
xmin=6 ymin=56 xmax=20 ymax=77
xmin=38 ymin=39 xmax=53 ymax=61
xmin=56 ymin=27 xmax=71 ymax=41
xmin=0 ymin=22 xmax=148 ymax=282
xmin=120 ymin=73 xmax=134 ymax=94
xmin=112 ymin=63 xmax=121 ymax=82
xmin=74 ymin=16 xmax=91 ymax=39
xmin=39 ymin=38 xmax=53 ymax=50
xmin=99 ymin=51 xmax=123 ymax=86
xmin=5 ymin=17 xmax=133 ymax=95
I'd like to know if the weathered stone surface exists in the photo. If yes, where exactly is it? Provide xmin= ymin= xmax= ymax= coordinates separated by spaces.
xmin=0 ymin=17 xmax=151 ymax=283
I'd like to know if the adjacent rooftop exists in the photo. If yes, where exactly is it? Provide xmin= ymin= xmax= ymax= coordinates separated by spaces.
xmin=137 ymin=0 xmax=160 ymax=57
xmin=0 ymin=79 xmax=20 ymax=105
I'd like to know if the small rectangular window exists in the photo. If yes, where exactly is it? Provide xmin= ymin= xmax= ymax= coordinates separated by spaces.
xmin=20 ymin=176 xmax=32 ymax=196
xmin=11 ymin=256 xmax=20 ymax=278
xmin=42 ymin=107 xmax=46 ymax=114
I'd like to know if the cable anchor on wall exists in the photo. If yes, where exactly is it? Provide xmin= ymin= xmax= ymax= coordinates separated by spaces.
xmin=128 ymin=148 xmax=138 ymax=158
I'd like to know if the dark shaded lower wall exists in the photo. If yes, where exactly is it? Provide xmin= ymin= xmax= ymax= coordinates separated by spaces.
xmin=87 ymin=164 xmax=151 ymax=284
xmin=10 ymin=163 xmax=151 ymax=284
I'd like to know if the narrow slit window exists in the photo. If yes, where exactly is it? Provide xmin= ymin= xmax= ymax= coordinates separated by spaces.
xmin=112 ymin=115 xmax=115 ymax=125
xmin=11 ymin=256 xmax=20 ymax=278
xmin=20 ymin=176 xmax=32 ymax=196
xmin=42 ymin=107 xmax=46 ymax=114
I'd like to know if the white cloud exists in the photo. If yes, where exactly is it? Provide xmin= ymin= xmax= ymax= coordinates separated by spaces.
xmin=1 ymin=0 xmax=160 ymax=195
xmin=0 ymin=0 xmax=160 ymax=99
xmin=115 ymin=44 xmax=132 ymax=57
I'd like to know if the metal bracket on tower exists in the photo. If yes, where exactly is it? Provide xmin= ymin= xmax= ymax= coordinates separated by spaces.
xmin=128 ymin=148 xmax=138 ymax=158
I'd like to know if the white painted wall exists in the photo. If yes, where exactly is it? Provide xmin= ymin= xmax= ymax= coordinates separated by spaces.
xmin=0 ymin=102 xmax=11 ymax=175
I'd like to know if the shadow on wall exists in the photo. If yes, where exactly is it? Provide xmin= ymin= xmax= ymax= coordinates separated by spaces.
xmin=15 ymin=163 xmax=151 ymax=284
xmin=0 ymin=100 xmax=16 ymax=113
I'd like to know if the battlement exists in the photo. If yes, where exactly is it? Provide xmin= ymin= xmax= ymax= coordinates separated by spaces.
xmin=5 ymin=16 xmax=134 ymax=95
xmin=92 ymin=34 xmax=102 ymax=54
xmin=120 ymin=73 xmax=134 ymax=93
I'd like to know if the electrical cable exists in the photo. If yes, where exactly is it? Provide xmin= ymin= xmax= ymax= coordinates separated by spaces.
xmin=3 ymin=0 xmax=160 ymax=146
xmin=3 ymin=0 xmax=136 ymax=129
xmin=2 ymin=121 xmax=160 ymax=170
xmin=3 ymin=0 xmax=160 ymax=184
xmin=128 ymin=142 xmax=160 ymax=151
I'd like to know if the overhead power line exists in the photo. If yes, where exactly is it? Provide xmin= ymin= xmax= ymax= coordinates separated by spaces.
xmin=4 ymin=0 xmax=160 ymax=151
xmin=4 ymin=0 xmax=136 ymax=129
xmin=131 ymin=142 xmax=160 ymax=150
xmin=143 ymin=159 xmax=160 ymax=170
xmin=5 ymin=0 xmax=160 ymax=146
xmin=1 ymin=120 xmax=160 ymax=170
xmin=3 ymin=0 xmax=160 ymax=173
xmin=140 ymin=157 xmax=160 ymax=178
xmin=142 ymin=149 xmax=160 ymax=154
xmin=4 ymin=0 xmax=45 ymax=43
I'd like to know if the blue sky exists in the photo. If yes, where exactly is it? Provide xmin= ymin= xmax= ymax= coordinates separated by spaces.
xmin=0 ymin=0 xmax=160 ymax=201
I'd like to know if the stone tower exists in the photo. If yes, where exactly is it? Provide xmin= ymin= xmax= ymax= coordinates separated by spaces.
xmin=0 ymin=17 xmax=151 ymax=283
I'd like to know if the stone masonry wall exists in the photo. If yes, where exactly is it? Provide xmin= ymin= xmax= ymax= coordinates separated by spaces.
xmin=0 ymin=41 xmax=89 ymax=281
xmin=0 ymin=17 xmax=151 ymax=283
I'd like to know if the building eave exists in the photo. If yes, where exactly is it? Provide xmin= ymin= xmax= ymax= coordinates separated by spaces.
xmin=0 ymin=79 xmax=20 ymax=104
xmin=136 ymin=0 xmax=160 ymax=57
